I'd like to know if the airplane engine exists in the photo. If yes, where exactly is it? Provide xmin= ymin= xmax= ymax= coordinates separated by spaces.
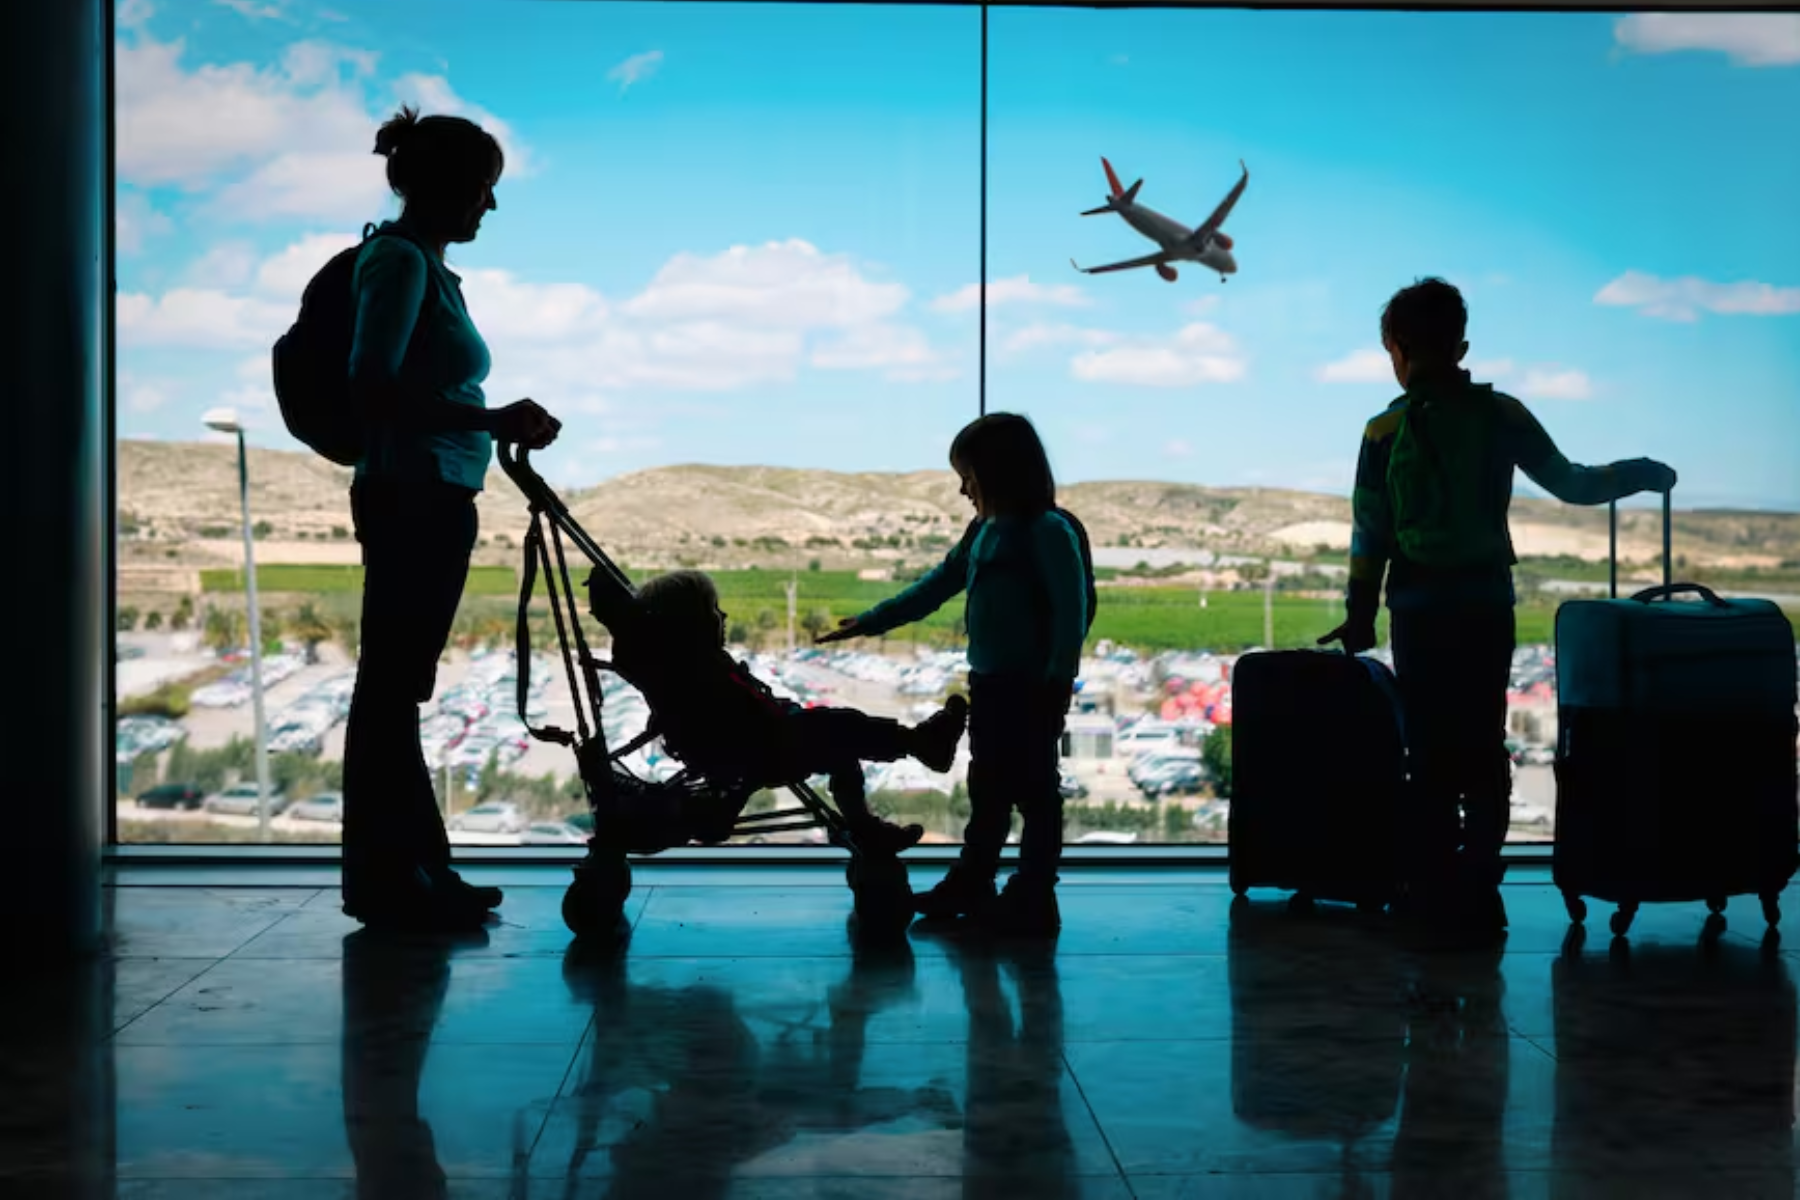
xmin=1214 ymin=233 xmax=1234 ymax=250
xmin=1156 ymin=264 xmax=1178 ymax=282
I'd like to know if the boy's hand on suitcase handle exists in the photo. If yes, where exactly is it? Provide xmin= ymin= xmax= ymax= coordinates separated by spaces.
xmin=1626 ymin=458 xmax=1677 ymax=495
xmin=1318 ymin=617 xmax=1376 ymax=655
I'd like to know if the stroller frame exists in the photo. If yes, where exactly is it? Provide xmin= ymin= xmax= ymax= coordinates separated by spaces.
xmin=498 ymin=443 xmax=916 ymax=941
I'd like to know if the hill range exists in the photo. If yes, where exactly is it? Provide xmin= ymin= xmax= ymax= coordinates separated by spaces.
xmin=117 ymin=440 xmax=1800 ymax=583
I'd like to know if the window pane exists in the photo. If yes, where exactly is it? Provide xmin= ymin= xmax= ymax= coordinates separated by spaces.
xmin=114 ymin=0 xmax=981 ymax=847
xmin=989 ymin=8 xmax=1800 ymax=844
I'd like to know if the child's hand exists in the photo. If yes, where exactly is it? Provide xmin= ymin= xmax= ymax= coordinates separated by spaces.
xmin=1318 ymin=618 xmax=1377 ymax=655
xmin=814 ymin=617 xmax=862 ymax=645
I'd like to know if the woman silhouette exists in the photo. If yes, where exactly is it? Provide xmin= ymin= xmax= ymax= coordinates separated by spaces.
xmin=341 ymin=105 xmax=560 ymax=930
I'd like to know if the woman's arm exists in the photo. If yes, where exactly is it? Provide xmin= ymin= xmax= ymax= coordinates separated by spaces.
xmin=347 ymin=238 xmax=496 ymax=435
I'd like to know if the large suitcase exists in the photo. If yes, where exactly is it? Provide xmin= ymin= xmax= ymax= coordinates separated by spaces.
xmin=1228 ymin=649 xmax=1405 ymax=910
xmin=1553 ymin=492 xmax=1799 ymax=936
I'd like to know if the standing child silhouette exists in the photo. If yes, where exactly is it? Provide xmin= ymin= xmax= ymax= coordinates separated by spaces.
xmin=817 ymin=413 xmax=1093 ymax=936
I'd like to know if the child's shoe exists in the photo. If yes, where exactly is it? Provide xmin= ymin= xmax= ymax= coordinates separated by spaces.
xmin=914 ymin=862 xmax=997 ymax=920
xmin=984 ymin=875 xmax=1061 ymax=938
xmin=853 ymin=817 xmax=925 ymax=857
xmin=910 ymin=694 xmax=969 ymax=774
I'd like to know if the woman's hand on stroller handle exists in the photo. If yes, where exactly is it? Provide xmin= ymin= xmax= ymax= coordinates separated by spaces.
xmin=491 ymin=399 xmax=561 ymax=451
xmin=813 ymin=617 xmax=861 ymax=645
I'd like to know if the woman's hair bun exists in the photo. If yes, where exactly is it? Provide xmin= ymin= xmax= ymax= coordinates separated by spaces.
xmin=372 ymin=104 xmax=421 ymax=159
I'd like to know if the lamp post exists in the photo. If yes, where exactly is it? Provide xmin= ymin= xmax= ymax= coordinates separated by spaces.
xmin=204 ymin=407 xmax=273 ymax=843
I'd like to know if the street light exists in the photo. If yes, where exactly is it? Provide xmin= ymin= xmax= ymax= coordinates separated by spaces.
xmin=203 ymin=407 xmax=274 ymax=844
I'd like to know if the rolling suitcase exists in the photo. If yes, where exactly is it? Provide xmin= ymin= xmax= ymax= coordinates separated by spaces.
xmin=1228 ymin=648 xmax=1405 ymax=910
xmin=1553 ymin=491 xmax=1799 ymax=936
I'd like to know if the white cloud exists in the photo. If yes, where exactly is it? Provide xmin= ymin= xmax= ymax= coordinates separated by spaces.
xmin=1468 ymin=358 xmax=1515 ymax=378
xmin=1594 ymin=271 xmax=1800 ymax=322
xmin=219 ymin=382 xmax=275 ymax=413
xmin=810 ymin=323 xmax=954 ymax=382
xmin=252 ymin=232 xmax=360 ymax=301
xmin=607 ymin=50 xmax=664 ymax=93
xmin=1071 ymin=323 xmax=1245 ymax=388
xmin=1181 ymin=295 xmax=1221 ymax=317
xmin=1001 ymin=323 xmax=1121 ymax=354
xmin=623 ymin=239 xmax=909 ymax=330
xmin=116 ymin=191 xmax=174 ymax=255
xmin=1515 ymin=368 xmax=1594 ymax=401
xmin=118 ymin=0 xmax=155 ymax=29
xmin=119 ymin=373 xmax=170 ymax=413
xmin=117 ymin=27 xmax=528 ymax=224
xmin=1614 ymin=14 xmax=1800 ymax=67
xmin=117 ymin=288 xmax=291 ymax=349
xmin=1164 ymin=439 xmax=1192 ymax=458
xmin=216 ymin=0 xmax=288 ymax=20
xmin=929 ymin=275 xmax=1090 ymax=313
xmin=1314 ymin=348 xmax=1393 ymax=384
xmin=185 ymin=241 xmax=260 ymax=289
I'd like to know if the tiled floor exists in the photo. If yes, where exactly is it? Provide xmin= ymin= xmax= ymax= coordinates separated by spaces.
xmin=7 ymin=865 xmax=1800 ymax=1198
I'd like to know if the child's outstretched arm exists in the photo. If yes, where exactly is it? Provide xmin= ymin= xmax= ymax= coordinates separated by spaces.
xmin=1035 ymin=516 xmax=1088 ymax=683
xmin=1501 ymin=395 xmax=1676 ymax=504
xmin=819 ymin=537 xmax=971 ymax=643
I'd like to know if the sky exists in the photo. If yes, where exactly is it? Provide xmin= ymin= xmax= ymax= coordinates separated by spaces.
xmin=114 ymin=1 xmax=1800 ymax=509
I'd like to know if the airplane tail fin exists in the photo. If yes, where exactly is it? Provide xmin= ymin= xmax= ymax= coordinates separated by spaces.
xmin=1120 ymin=179 xmax=1142 ymax=205
xmin=1102 ymin=157 xmax=1124 ymax=197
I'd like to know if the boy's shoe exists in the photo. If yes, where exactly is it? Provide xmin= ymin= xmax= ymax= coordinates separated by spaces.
xmin=914 ymin=863 xmax=998 ymax=920
xmin=911 ymin=694 xmax=970 ymax=774
xmin=427 ymin=865 xmax=503 ymax=911
xmin=853 ymin=818 xmax=926 ymax=857
xmin=982 ymin=876 xmax=1061 ymax=938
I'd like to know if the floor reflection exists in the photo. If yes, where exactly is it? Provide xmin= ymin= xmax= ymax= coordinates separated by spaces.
xmin=1550 ymin=933 xmax=1796 ymax=1188
xmin=341 ymin=926 xmax=489 ymax=1200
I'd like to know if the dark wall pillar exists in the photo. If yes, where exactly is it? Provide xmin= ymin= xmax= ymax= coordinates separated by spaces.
xmin=2 ymin=0 xmax=108 ymax=958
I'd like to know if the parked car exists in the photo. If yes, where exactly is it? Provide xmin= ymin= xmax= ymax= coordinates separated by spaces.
xmin=1137 ymin=760 xmax=1207 ymax=799
xmin=1058 ymin=766 xmax=1089 ymax=800
xmin=203 ymin=782 xmax=290 ymax=816
xmin=521 ymin=821 xmax=588 ymax=845
xmin=135 ymin=782 xmax=204 ymax=811
xmin=447 ymin=801 xmax=527 ymax=834
xmin=287 ymin=791 xmax=344 ymax=823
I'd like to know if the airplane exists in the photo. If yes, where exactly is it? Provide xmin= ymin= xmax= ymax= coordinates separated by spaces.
xmin=1070 ymin=157 xmax=1248 ymax=283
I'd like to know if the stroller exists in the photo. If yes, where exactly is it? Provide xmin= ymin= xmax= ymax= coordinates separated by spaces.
xmin=498 ymin=443 xmax=917 ymax=941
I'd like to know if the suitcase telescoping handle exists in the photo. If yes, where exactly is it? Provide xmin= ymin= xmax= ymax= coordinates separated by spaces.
xmin=1608 ymin=488 xmax=1673 ymax=600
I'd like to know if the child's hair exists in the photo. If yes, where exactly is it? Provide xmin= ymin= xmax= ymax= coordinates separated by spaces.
xmin=1380 ymin=276 xmax=1467 ymax=363
xmin=632 ymin=570 xmax=723 ymax=647
xmin=373 ymin=105 xmax=504 ymax=204
xmin=949 ymin=412 xmax=1056 ymax=517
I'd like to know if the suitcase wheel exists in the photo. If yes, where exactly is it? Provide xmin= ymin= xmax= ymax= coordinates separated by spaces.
xmin=1562 ymin=892 xmax=1587 ymax=924
xmin=1761 ymin=893 xmax=1782 ymax=927
xmin=1705 ymin=896 xmax=1727 ymax=916
xmin=1609 ymin=902 xmax=1638 ymax=937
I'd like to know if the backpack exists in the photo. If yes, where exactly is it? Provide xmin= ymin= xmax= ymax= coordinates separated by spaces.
xmin=270 ymin=223 xmax=423 ymax=467
xmin=1386 ymin=385 xmax=1509 ymax=569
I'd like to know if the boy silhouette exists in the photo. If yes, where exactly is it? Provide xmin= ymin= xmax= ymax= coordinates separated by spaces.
xmin=1321 ymin=277 xmax=1675 ymax=948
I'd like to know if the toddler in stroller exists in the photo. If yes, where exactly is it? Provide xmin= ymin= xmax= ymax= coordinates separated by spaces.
xmin=615 ymin=570 xmax=969 ymax=857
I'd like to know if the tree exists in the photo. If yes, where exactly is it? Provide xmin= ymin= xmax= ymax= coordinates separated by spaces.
xmin=117 ymin=605 xmax=140 ymax=632
xmin=289 ymin=603 xmax=333 ymax=663
xmin=252 ymin=520 xmax=274 ymax=540
xmin=1202 ymin=725 xmax=1233 ymax=798
xmin=332 ymin=615 xmax=361 ymax=659
xmin=202 ymin=605 xmax=245 ymax=654
xmin=807 ymin=558 xmax=822 ymax=572
xmin=800 ymin=608 xmax=831 ymax=643
xmin=260 ymin=608 xmax=285 ymax=654
xmin=144 ymin=610 xmax=164 ymax=631
xmin=171 ymin=595 xmax=194 ymax=632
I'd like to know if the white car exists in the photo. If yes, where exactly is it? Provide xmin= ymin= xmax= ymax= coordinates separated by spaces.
xmin=204 ymin=782 xmax=289 ymax=816
xmin=287 ymin=791 xmax=344 ymax=822
xmin=521 ymin=821 xmax=588 ymax=845
xmin=448 ymin=802 xmax=526 ymax=834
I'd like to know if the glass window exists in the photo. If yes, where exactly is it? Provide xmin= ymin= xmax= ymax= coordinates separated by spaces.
xmin=113 ymin=0 xmax=981 ymax=846
xmin=988 ymin=7 xmax=1800 ymax=844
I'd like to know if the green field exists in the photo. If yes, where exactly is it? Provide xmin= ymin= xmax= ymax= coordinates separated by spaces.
xmin=200 ymin=564 xmax=519 ymax=596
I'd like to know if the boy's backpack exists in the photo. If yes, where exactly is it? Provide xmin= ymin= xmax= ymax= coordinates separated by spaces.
xmin=270 ymin=223 xmax=423 ymax=467
xmin=1053 ymin=505 xmax=1100 ymax=642
xmin=1386 ymin=384 xmax=1509 ymax=569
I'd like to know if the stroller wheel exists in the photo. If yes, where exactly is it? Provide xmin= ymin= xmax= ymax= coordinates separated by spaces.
xmin=849 ymin=855 xmax=913 ymax=938
xmin=563 ymin=850 xmax=632 ymax=942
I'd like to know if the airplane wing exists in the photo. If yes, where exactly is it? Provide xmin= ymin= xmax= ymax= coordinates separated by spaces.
xmin=1070 ymin=250 xmax=1171 ymax=275
xmin=1189 ymin=160 xmax=1248 ymax=245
